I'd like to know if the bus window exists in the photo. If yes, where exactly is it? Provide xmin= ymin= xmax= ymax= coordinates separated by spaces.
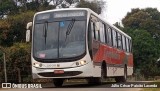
xmin=112 ymin=30 xmax=117 ymax=48
xmin=95 ymin=29 xmax=100 ymax=41
xmin=117 ymin=33 xmax=122 ymax=49
xmin=130 ymin=40 xmax=132 ymax=52
xmin=100 ymin=22 xmax=105 ymax=43
xmin=128 ymin=39 xmax=132 ymax=52
xmin=107 ymin=28 xmax=112 ymax=46
xmin=104 ymin=25 xmax=108 ymax=44
xmin=91 ymin=22 xmax=95 ymax=39
xmin=122 ymin=35 xmax=126 ymax=51
xmin=126 ymin=38 xmax=129 ymax=52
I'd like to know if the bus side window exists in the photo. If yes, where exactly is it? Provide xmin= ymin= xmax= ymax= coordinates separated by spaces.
xmin=95 ymin=29 xmax=100 ymax=41
xmin=107 ymin=28 xmax=112 ymax=46
xmin=130 ymin=40 xmax=132 ymax=52
xmin=91 ymin=20 xmax=100 ymax=41
xmin=126 ymin=37 xmax=129 ymax=52
xmin=95 ymin=23 xmax=100 ymax=41
xmin=104 ymin=25 xmax=108 ymax=44
xmin=91 ymin=21 xmax=96 ymax=39
xmin=128 ymin=39 xmax=132 ymax=52
xmin=122 ymin=35 xmax=126 ymax=51
xmin=117 ymin=33 xmax=122 ymax=49
xmin=100 ymin=22 xmax=105 ymax=43
xmin=112 ymin=29 xmax=117 ymax=48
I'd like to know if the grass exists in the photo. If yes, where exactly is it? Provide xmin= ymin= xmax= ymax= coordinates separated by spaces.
xmin=140 ymin=88 xmax=160 ymax=91
xmin=140 ymin=80 xmax=160 ymax=91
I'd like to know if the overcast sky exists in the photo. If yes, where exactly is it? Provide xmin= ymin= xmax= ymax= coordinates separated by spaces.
xmin=102 ymin=0 xmax=160 ymax=24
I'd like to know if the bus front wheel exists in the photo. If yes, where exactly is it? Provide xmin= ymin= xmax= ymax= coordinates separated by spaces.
xmin=53 ymin=78 xmax=64 ymax=87
xmin=87 ymin=65 xmax=106 ymax=84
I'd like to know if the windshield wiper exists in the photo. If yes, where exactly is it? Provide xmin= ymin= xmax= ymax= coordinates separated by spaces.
xmin=66 ymin=18 xmax=75 ymax=35
xmin=65 ymin=19 xmax=75 ymax=41
xmin=43 ymin=22 xmax=48 ymax=45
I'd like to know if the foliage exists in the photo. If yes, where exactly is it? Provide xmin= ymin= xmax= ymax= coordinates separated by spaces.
xmin=122 ymin=8 xmax=160 ymax=39
xmin=77 ymin=0 xmax=102 ymax=14
xmin=123 ymin=29 xmax=159 ymax=77
xmin=122 ymin=8 xmax=160 ymax=78
xmin=0 ymin=0 xmax=18 ymax=19
xmin=0 ymin=43 xmax=31 ymax=82
xmin=8 ymin=43 xmax=31 ymax=68
xmin=0 ymin=11 xmax=35 ymax=46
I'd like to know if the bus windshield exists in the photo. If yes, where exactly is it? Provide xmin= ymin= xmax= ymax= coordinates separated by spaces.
xmin=33 ymin=20 xmax=86 ymax=60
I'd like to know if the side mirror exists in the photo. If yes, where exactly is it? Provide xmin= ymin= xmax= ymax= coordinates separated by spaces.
xmin=95 ymin=22 xmax=100 ymax=31
xmin=26 ymin=30 xmax=30 ymax=42
xmin=26 ymin=22 xmax=32 ymax=30
xmin=26 ymin=22 xmax=32 ymax=42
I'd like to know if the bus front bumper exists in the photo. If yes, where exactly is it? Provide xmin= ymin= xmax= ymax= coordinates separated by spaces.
xmin=32 ymin=62 xmax=94 ymax=79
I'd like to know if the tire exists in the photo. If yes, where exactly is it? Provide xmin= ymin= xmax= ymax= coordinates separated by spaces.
xmin=53 ymin=79 xmax=64 ymax=87
xmin=100 ymin=65 xmax=106 ymax=83
xmin=87 ymin=77 xmax=100 ymax=85
xmin=115 ymin=66 xmax=127 ymax=82
xmin=87 ymin=64 xmax=106 ymax=84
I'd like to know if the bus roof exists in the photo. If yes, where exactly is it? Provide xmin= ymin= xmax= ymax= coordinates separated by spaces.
xmin=34 ymin=8 xmax=131 ymax=39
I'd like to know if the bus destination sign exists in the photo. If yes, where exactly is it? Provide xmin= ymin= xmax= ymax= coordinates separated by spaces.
xmin=54 ymin=11 xmax=85 ymax=18
xmin=36 ymin=13 xmax=50 ymax=20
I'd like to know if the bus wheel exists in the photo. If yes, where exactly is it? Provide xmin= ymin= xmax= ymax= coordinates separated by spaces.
xmin=53 ymin=79 xmax=64 ymax=87
xmin=87 ymin=77 xmax=100 ymax=85
xmin=87 ymin=66 xmax=106 ymax=84
xmin=115 ymin=66 xmax=127 ymax=82
xmin=99 ymin=65 xmax=106 ymax=83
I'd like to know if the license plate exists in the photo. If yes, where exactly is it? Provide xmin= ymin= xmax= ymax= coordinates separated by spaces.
xmin=54 ymin=70 xmax=64 ymax=74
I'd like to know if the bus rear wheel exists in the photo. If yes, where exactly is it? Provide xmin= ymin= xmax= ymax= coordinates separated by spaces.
xmin=53 ymin=78 xmax=64 ymax=87
xmin=115 ymin=66 xmax=127 ymax=82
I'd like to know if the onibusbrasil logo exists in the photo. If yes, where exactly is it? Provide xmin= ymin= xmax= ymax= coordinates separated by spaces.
xmin=2 ymin=83 xmax=42 ymax=88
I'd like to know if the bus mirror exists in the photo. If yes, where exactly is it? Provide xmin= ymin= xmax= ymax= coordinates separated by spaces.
xmin=26 ymin=22 xmax=32 ymax=30
xmin=95 ymin=22 xmax=100 ymax=31
xmin=26 ymin=22 xmax=32 ymax=42
xmin=26 ymin=30 xmax=30 ymax=42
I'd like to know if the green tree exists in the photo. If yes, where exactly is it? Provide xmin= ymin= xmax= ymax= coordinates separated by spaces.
xmin=77 ymin=0 xmax=102 ymax=14
xmin=5 ymin=43 xmax=31 ymax=82
xmin=122 ymin=8 xmax=160 ymax=39
xmin=0 ymin=0 xmax=18 ymax=19
xmin=122 ymin=8 xmax=160 ymax=78
xmin=123 ymin=28 xmax=159 ymax=78
xmin=0 ymin=11 xmax=35 ymax=46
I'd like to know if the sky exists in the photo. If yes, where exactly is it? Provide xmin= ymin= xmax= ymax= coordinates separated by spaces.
xmin=102 ymin=0 xmax=160 ymax=24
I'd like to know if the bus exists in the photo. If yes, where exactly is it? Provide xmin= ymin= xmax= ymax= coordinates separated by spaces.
xmin=26 ymin=8 xmax=133 ymax=87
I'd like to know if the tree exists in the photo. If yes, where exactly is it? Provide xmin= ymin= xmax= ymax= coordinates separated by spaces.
xmin=76 ymin=0 xmax=103 ymax=14
xmin=123 ymin=28 xmax=159 ymax=77
xmin=122 ymin=8 xmax=160 ymax=39
xmin=0 ymin=0 xmax=18 ymax=19
xmin=122 ymin=8 xmax=160 ymax=78
xmin=0 ymin=11 xmax=35 ymax=46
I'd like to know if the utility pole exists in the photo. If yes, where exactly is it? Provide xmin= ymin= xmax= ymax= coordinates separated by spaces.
xmin=3 ymin=53 xmax=7 ymax=82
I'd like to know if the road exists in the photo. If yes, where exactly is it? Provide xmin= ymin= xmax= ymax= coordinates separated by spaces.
xmin=0 ymin=82 xmax=142 ymax=91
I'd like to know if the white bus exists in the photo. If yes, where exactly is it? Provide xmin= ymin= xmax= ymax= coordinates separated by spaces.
xmin=26 ymin=8 xmax=133 ymax=87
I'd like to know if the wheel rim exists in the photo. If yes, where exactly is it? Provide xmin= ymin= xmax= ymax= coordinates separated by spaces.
xmin=124 ymin=67 xmax=127 ymax=80
xmin=101 ymin=67 xmax=105 ymax=82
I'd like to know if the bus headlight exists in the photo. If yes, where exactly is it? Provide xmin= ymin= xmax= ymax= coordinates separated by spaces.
xmin=80 ymin=60 xmax=86 ymax=65
xmin=33 ymin=62 xmax=42 ymax=68
xmin=75 ymin=60 xmax=86 ymax=66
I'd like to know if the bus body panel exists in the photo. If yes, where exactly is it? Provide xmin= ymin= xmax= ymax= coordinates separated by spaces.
xmin=92 ymin=39 xmax=133 ymax=77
